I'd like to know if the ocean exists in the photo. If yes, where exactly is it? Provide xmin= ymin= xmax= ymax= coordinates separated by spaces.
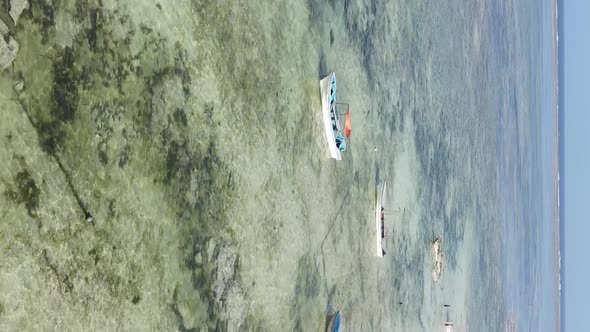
xmin=0 ymin=0 xmax=558 ymax=331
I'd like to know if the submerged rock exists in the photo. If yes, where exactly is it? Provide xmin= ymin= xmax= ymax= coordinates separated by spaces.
xmin=212 ymin=241 xmax=246 ymax=331
xmin=0 ymin=19 xmax=18 ymax=70
xmin=212 ymin=242 xmax=238 ymax=303
xmin=10 ymin=0 xmax=29 ymax=24
xmin=13 ymin=80 xmax=24 ymax=92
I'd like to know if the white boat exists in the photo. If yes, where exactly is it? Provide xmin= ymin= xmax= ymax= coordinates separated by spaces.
xmin=444 ymin=322 xmax=454 ymax=332
xmin=375 ymin=181 xmax=387 ymax=257
xmin=319 ymin=73 xmax=347 ymax=160
xmin=432 ymin=237 xmax=443 ymax=282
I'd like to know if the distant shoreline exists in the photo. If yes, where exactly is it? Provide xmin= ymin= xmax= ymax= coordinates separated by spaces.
xmin=551 ymin=0 xmax=561 ymax=330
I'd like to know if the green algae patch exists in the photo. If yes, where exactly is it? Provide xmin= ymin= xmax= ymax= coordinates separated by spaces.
xmin=0 ymin=0 xmax=371 ymax=330
xmin=4 ymin=169 xmax=40 ymax=218
xmin=2 ymin=1 xmax=245 ymax=330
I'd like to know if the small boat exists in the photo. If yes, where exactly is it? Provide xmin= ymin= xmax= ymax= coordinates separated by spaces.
xmin=444 ymin=321 xmax=454 ymax=332
xmin=324 ymin=305 xmax=341 ymax=332
xmin=319 ymin=73 xmax=351 ymax=160
xmin=432 ymin=237 xmax=443 ymax=282
xmin=374 ymin=181 xmax=387 ymax=257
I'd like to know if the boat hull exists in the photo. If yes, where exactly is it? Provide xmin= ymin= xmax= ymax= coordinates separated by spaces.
xmin=325 ymin=311 xmax=341 ymax=332
xmin=432 ymin=238 xmax=443 ymax=282
xmin=375 ymin=181 xmax=387 ymax=257
xmin=320 ymin=73 xmax=342 ymax=160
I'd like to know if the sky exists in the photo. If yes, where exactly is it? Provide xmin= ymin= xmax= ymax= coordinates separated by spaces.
xmin=562 ymin=1 xmax=590 ymax=331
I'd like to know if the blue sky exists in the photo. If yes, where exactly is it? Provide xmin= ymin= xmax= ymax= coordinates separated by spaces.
xmin=563 ymin=1 xmax=590 ymax=330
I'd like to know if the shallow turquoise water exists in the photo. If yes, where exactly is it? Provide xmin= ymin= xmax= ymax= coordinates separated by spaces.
xmin=0 ymin=0 xmax=557 ymax=330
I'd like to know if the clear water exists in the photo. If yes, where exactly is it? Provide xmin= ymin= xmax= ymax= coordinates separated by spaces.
xmin=0 ymin=0 xmax=558 ymax=331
